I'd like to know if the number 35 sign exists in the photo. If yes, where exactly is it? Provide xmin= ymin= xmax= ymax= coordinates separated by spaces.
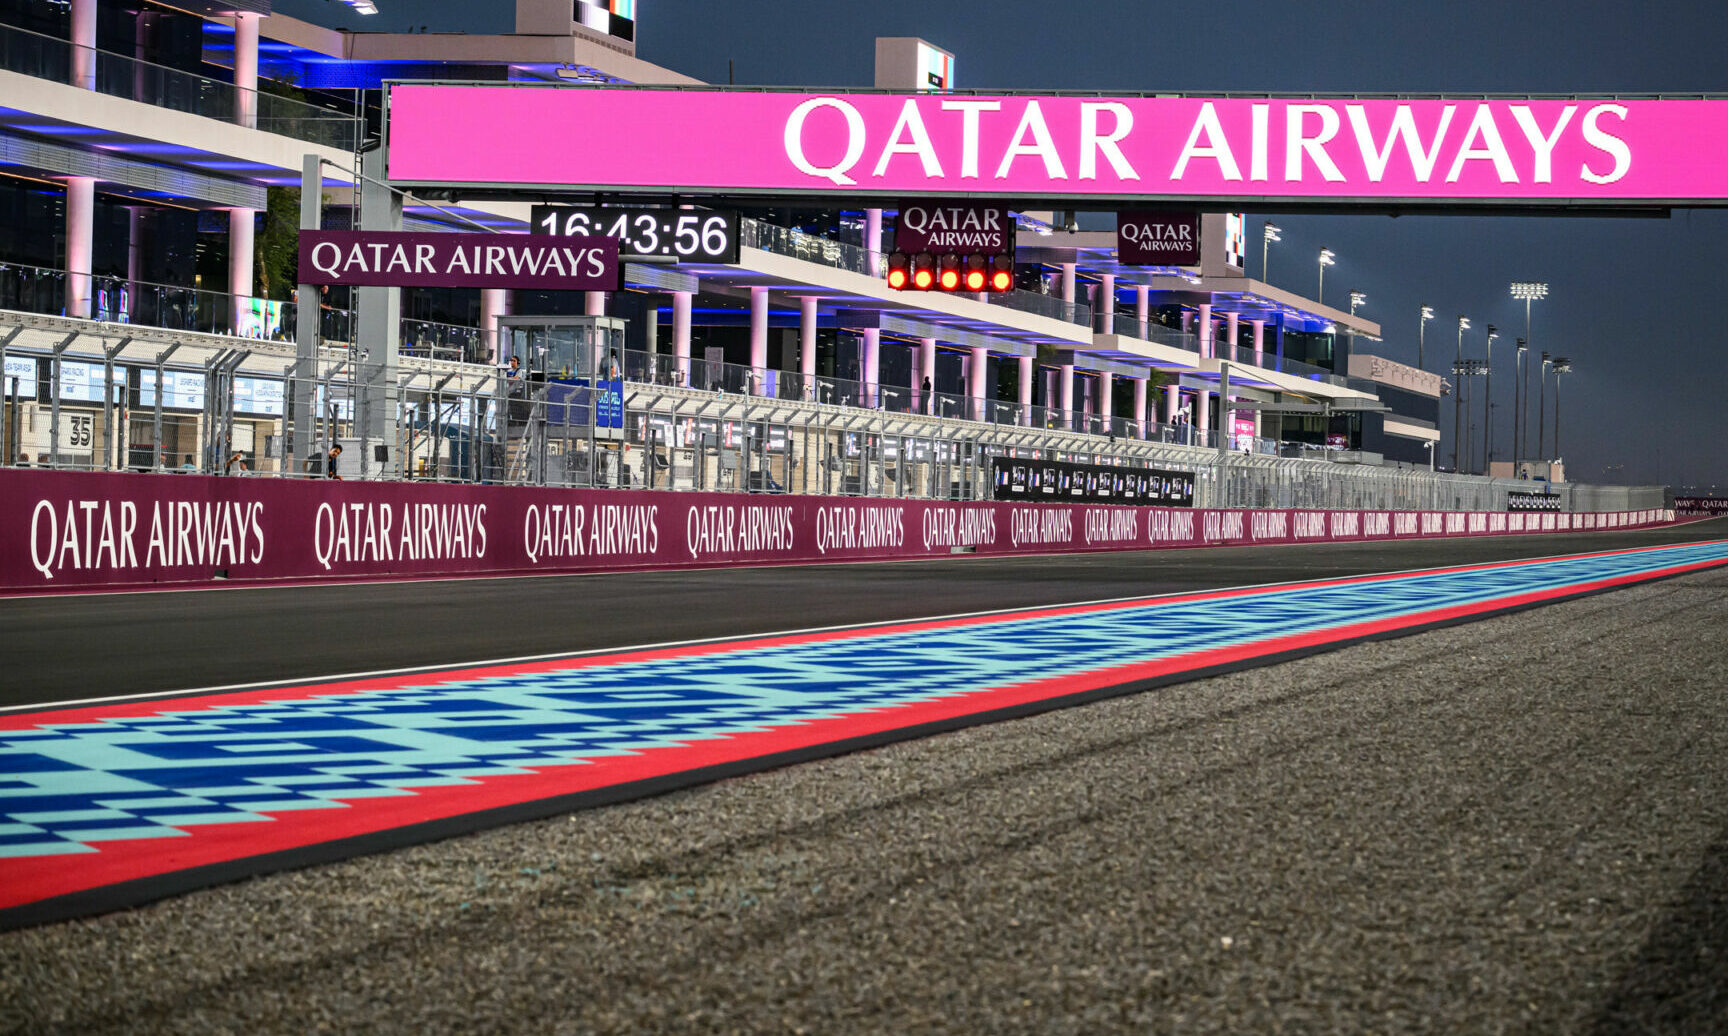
xmin=531 ymin=206 xmax=739 ymax=264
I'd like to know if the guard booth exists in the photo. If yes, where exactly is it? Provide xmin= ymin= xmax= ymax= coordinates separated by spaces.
xmin=495 ymin=315 xmax=628 ymax=486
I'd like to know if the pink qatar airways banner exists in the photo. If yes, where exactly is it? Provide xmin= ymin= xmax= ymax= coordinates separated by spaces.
xmin=0 ymin=470 xmax=1674 ymax=593
xmin=386 ymin=86 xmax=1728 ymax=204
xmin=298 ymin=230 xmax=619 ymax=290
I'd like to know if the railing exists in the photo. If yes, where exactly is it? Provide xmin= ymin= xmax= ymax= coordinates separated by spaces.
xmin=617 ymin=346 xmax=1222 ymax=449
xmin=0 ymin=263 xmax=480 ymax=361
xmin=0 ymin=21 xmax=358 ymax=149
xmin=0 ymin=306 xmax=1671 ymax=516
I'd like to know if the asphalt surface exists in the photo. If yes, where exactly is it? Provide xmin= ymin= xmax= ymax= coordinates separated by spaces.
xmin=2 ymin=518 xmax=1723 ymax=708
xmin=2 ymin=555 xmax=1725 ymax=1033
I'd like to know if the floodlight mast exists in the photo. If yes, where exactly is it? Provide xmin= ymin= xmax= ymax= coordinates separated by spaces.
xmin=1509 ymin=282 xmax=1547 ymax=466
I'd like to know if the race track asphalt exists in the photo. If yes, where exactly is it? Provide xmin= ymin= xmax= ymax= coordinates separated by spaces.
xmin=2 ymin=518 xmax=1722 ymax=708
xmin=2 ymin=526 xmax=1725 ymax=1033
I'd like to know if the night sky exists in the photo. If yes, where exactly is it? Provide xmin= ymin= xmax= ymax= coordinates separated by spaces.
xmin=275 ymin=0 xmax=1728 ymax=490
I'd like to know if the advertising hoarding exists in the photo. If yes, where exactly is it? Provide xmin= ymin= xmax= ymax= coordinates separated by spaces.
xmin=388 ymin=86 xmax=1728 ymax=206
xmin=0 ymin=469 xmax=1671 ymax=592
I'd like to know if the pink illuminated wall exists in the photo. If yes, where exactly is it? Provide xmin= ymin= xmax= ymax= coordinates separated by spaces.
xmin=387 ymin=86 xmax=1728 ymax=204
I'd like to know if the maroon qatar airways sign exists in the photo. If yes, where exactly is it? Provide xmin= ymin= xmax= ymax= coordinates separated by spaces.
xmin=1117 ymin=210 xmax=1201 ymax=265
xmin=894 ymin=201 xmax=1014 ymax=255
xmin=0 ymin=470 xmax=1674 ymax=593
xmin=297 ymin=231 xmax=620 ymax=290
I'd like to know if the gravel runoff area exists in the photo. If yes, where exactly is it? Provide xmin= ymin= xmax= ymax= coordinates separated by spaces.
xmin=5 ymin=568 xmax=1727 ymax=1035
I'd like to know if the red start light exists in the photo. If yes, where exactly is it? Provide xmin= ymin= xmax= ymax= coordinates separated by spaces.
xmin=991 ymin=270 xmax=1013 ymax=291
xmin=887 ymin=268 xmax=907 ymax=289
xmin=965 ymin=270 xmax=986 ymax=291
xmin=939 ymin=268 xmax=960 ymax=290
xmin=913 ymin=268 xmax=934 ymax=289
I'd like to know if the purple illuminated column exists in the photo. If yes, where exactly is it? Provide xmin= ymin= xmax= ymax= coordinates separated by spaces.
xmin=481 ymin=289 xmax=507 ymax=364
xmin=1133 ymin=376 xmax=1148 ymax=439
xmin=969 ymin=346 xmax=988 ymax=421
xmin=1099 ymin=371 xmax=1114 ymax=429
xmin=64 ymin=176 xmax=94 ymax=319
xmin=585 ymin=291 xmax=606 ymax=317
xmin=1059 ymin=362 xmax=1075 ymax=429
xmin=1135 ymin=285 xmax=1150 ymax=340
xmin=1251 ymin=320 xmax=1266 ymax=438
xmin=749 ymin=286 xmax=769 ymax=395
xmin=229 ymin=207 xmax=255 ymax=329
xmin=71 ymin=0 xmax=95 ymax=90
xmin=1223 ymin=312 xmax=1240 ymax=444
xmin=861 ymin=327 xmax=880 ymax=408
xmin=1195 ymin=389 xmax=1212 ymax=446
xmin=233 ymin=12 xmax=260 ymax=128
xmin=1018 ymin=354 xmax=1033 ymax=425
xmin=1164 ymin=384 xmax=1181 ymax=426
xmin=1098 ymin=273 xmax=1115 ymax=334
xmin=1198 ymin=303 xmax=1214 ymax=359
xmin=672 ymin=289 xmax=692 ymax=385
xmin=799 ymin=295 xmax=818 ymax=395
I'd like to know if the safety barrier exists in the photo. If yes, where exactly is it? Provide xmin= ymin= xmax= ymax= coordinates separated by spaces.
xmin=0 ymin=469 xmax=1679 ymax=594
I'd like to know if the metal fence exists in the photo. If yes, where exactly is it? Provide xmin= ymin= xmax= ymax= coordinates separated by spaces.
xmin=0 ymin=309 xmax=1669 ymax=514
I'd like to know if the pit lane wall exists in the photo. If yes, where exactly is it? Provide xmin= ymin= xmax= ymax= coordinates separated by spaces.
xmin=0 ymin=470 xmax=1678 ymax=593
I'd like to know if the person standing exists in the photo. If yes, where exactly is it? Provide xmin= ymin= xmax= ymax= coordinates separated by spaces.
xmin=325 ymin=443 xmax=343 ymax=480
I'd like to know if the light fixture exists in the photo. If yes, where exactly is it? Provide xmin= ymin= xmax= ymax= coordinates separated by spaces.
xmin=1509 ymin=282 xmax=1549 ymax=301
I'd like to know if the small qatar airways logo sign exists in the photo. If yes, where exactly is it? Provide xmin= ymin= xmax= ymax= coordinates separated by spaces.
xmin=1117 ymin=210 xmax=1199 ymax=265
xmin=299 ymin=230 xmax=619 ymax=290
xmin=387 ymin=86 xmax=1728 ymax=203
xmin=895 ymin=201 xmax=1012 ymax=255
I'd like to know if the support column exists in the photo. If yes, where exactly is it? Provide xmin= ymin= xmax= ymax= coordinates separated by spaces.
xmin=1018 ymin=355 xmax=1033 ymax=425
xmin=228 ymin=207 xmax=255 ymax=329
xmin=481 ymin=289 xmax=507 ymax=364
xmin=71 ymin=0 xmax=96 ymax=90
xmin=860 ymin=327 xmax=880 ymax=408
xmin=355 ymin=145 xmax=403 ymax=478
xmin=1098 ymin=273 xmax=1116 ymax=335
xmin=1059 ymin=362 xmax=1075 ymax=429
xmin=749 ymin=286 xmax=769 ymax=395
xmin=1135 ymin=285 xmax=1150 ymax=340
xmin=1225 ymin=311 xmax=1240 ymax=362
xmin=125 ymin=205 xmax=143 ymax=323
xmin=919 ymin=337 xmax=937 ymax=414
xmin=233 ymin=11 xmax=260 ymax=129
xmin=292 ymin=154 xmax=321 ymax=470
xmin=1133 ymin=376 xmax=1148 ymax=439
xmin=1198 ymin=302 xmax=1214 ymax=359
xmin=968 ymin=346 xmax=988 ymax=421
xmin=585 ymin=291 xmax=606 ymax=317
xmin=798 ymin=295 xmax=818 ymax=394
xmin=1164 ymin=384 xmax=1181 ymax=427
xmin=64 ymin=176 xmax=94 ymax=319
xmin=1060 ymin=263 xmax=1076 ymax=307
xmin=672 ymin=289 xmax=692 ymax=386
xmin=865 ymin=208 xmax=883 ymax=277
xmin=1099 ymin=371 xmax=1114 ymax=432
xmin=1195 ymin=389 xmax=1212 ymax=446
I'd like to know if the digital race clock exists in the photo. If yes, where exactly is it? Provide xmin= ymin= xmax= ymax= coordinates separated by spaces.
xmin=530 ymin=206 xmax=740 ymax=264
